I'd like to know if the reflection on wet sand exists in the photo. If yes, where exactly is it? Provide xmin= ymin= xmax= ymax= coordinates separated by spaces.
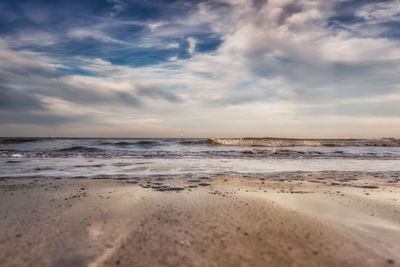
xmin=0 ymin=171 xmax=399 ymax=266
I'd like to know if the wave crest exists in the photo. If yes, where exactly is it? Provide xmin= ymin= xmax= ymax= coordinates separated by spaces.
xmin=210 ymin=138 xmax=400 ymax=147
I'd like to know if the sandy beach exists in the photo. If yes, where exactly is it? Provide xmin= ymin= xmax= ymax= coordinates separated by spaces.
xmin=1 ymin=172 xmax=399 ymax=267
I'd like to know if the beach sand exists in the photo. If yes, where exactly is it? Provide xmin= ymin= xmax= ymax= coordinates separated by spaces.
xmin=1 ymin=172 xmax=399 ymax=267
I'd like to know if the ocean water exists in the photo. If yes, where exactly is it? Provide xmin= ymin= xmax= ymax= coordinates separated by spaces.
xmin=1 ymin=137 xmax=400 ymax=178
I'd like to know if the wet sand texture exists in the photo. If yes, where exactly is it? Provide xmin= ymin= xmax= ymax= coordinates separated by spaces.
xmin=0 ymin=172 xmax=399 ymax=267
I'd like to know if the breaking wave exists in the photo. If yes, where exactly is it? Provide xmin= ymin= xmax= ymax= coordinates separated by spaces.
xmin=210 ymin=138 xmax=400 ymax=147
xmin=1 ymin=138 xmax=400 ymax=160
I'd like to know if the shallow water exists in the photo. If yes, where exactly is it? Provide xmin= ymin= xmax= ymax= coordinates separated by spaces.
xmin=1 ymin=138 xmax=400 ymax=178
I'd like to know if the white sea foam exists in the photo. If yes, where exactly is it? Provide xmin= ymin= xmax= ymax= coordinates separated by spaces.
xmin=210 ymin=138 xmax=400 ymax=147
xmin=1 ymin=157 xmax=400 ymax=179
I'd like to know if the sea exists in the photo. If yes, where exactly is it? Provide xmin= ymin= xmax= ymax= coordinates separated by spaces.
xmin=1 ymin=137 xmax=400 ymax=178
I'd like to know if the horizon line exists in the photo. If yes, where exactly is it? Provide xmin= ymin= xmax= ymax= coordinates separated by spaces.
xmin=0 ymin=136 xmax=399 ymax=140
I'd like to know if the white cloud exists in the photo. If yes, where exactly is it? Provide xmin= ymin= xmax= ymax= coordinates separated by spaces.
xmin=108 ymin=0 xmax=125 ymax=16
xmin=68 ymin=28 xmax=126 ymax=44
xmin=166 ymin=42 xmax=179 ymax=49
xmin=148 ymin=22 xmax=167 ymax=31
xmin=355 ymin=0 xmax=400 ymax=23
xmin=187 ymin=37 xmax=196 ymax=54
xmin=6 ymin=31 xmax=56 ymax=47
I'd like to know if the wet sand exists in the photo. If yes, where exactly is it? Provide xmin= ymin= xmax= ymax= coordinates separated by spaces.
xmin=0 ymin=172 xmax=399 ymax=267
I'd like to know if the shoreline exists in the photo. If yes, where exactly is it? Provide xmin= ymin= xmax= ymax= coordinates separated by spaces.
xmin=1 ymin=172 xmax=399 ymax=266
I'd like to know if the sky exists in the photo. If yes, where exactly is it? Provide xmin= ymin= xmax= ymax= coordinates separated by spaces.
xmin=1 ymin=0 xmax=400 ymax=138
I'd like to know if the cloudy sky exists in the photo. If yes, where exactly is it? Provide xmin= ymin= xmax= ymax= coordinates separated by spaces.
xmin=1 ymin=0 xmax=400 ymax=138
